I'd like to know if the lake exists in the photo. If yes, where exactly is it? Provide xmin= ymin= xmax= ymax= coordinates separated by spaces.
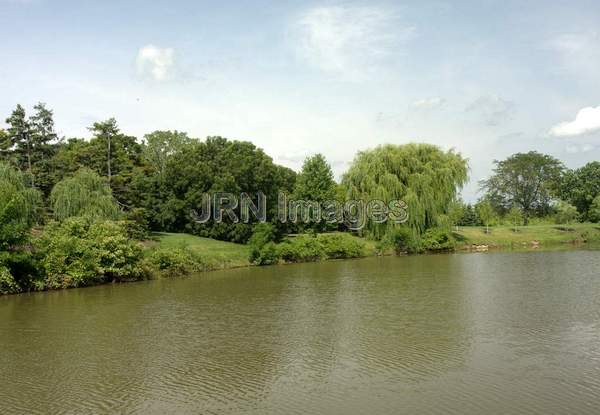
xmin=2 ymin=251 xmax=600 ymax=414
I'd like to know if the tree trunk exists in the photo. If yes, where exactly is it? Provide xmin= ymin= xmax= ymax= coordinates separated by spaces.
xmin=107 ymin=136 xmax=111 ymax=187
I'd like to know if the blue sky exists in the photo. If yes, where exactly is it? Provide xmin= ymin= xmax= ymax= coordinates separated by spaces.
xmin=2 ymin=0 xmax=600 ymax=200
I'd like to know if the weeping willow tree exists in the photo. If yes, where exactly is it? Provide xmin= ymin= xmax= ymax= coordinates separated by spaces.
xmin=0 ymin=162 xmax=42 ymax=248
xmin=50 ymin=169 xmax=121 ymax=221
xmin=342 ymin=143 xmax=469 ymax=238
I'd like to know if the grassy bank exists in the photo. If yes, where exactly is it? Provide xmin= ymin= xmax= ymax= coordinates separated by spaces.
xmin=453 ymin=223 xmax=600 ymax=250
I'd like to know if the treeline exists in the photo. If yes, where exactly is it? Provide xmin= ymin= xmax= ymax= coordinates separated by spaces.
xmin=1 ymin=102 xmax=600 ymax=294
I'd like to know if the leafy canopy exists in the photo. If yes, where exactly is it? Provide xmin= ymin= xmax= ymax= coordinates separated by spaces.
xmin=480 ymin=151 xmax=564 ymax=222
xmin=342 ymin=143 xmax=468 ymax=236
xmin=0 ymin=162 xmax=42 ymax=248
xmin=50 ymin=169 xmax=121 ymax=221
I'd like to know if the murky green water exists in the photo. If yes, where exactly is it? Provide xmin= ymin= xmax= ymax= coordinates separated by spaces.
xmin=2 ymin=251 xmax=600 ymax=414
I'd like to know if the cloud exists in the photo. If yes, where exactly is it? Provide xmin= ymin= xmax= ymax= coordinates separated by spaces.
xmin=565 ymin=144 xmax=594 ymax=154
xmin=136 ymin=45 xmax=175 ymax=81
xmin=466 ymin=95 xmax=515 ymax=126
xmin=293 ymin=5 xmax=414 ymax=80
xmin=411 ymin=97 xmax=445 ymax=109
xmin=547 ymin=32 xmax=600 ymax=80
xmin=549 ymin=106 xmax=600 ymax=138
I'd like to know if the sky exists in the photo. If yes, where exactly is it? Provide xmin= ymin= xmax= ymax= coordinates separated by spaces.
xmin=1 ymin=0 xmax=600 ymax=201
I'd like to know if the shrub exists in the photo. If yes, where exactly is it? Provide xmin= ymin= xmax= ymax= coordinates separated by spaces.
xmin=319 ymin=233 xmax=365 ymax=259
xmin=387 ymin=227 xmax=422 ymax=254
xmin=248 ymin=223 xmax=278 ymax=264
xmin=0 ymin=251 xmax=40 ymax=293
xmin=589 ymin=195 xmax=600 ymax=223
xmin=278 ymin=235 xmax=324 ymax=263
xmin=0 ymin=265 xmax=20 ymax=295
xmin=421 ymin=228 xmax=456 ymax=252
xmin=36 ymin=217 xmax=144 ymax=289
xmin=146 ymin=247 xmax=223 ymax=277
xmin=555 ymin=201 xmax=579 ymax=224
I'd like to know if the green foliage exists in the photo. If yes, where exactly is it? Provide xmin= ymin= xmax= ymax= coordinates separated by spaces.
xmin=293 ymin=154 xmax=338 ymax=232
xmin=50 ymin=169 xmax=121 ymax=221
xmin=0 ymin=162 xmax=42 ymax=248
xmin=146 ymin=247 xmax=221 ymax=277
xmin=342 ymin=143 xmax=468 ymax=237
xmin=248 ymin=223 xmax=277 ymax=264
xmin=475 ymin=199 xmax=497 ymax=233
xmin=554 ymin=201 xmax=579 ymax=224
xmin=35 ymin=218 xmax=144 ymax=289
xmin=589 ymin=195 xmax=600 ymax=223
xmin=480 ymin=151 xmax=564 ymax=222
xmin=559 ymin=162 xmax=600 ymax=220
xmin=457 ymin=203 xmax=481 ymax=226
xmin=421 ymin=228 xmax=455 ymax=252
xmin=0 ymin=265 xmax=20 ymax=295
xmin=386 ymin=227 xmax=422 ymax=254
xmin=278 ymin=235 xmax=324 ymax=263
xmin=319 ymin=233 xmax=365 ymax=259
xmin=142 ymin=130 xmax=190 ymax=177
xmin=505 ymin=205 xmax=523 ymax=231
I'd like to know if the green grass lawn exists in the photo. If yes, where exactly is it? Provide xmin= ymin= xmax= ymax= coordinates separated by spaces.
xmin=151 ymin=232 xmax=251 ymax=267
xmin=454 ymin=223 xmax=600 ymax=248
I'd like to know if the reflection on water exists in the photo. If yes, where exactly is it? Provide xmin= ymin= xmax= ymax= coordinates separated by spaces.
xmin=1 ymin=251 xmax=600 ymax=414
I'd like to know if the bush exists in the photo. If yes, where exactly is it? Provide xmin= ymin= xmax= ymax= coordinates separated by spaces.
xmin=421 ymin=228 xmax=456 ymax=252
xmin=35 ymin=217 xmax=144 ymax=289
xmin=0 ymin=265 xmax=20 ymax=295
xmin=555 ymin=201 xmax=579 ymax=224
xmin=387 ymin=227 xmax=422 ymax=254
xmin=278 ymin=235 xmax=324 ymax=263
xmin=0 ymin=251 xmax=40 ymax=293
xmin=319 ymin=233 xmax=365 ymax=259
xmin=589 ymin=195 xmax=600 ymax=223
xmin=248 ymin=223 xmax=278 ymax=264
xmin=146 ymin=247 xmax=222 ymax=277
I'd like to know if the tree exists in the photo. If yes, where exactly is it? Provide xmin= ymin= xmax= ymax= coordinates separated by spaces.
xmin=447 ymin=200 xmax=466 ymax=231
xmin=342 ymin=143 xmax=468 ymax=237
xmin=554 ymin=201 xmax=579 ymax=225
xmin=506 ymin=205 xmax=523 ymax=232
xmin=5 ymin=104 xmax=33 ymax=185
xmin=142 ymin=130 xmax=191 ymax=178
xmin=3 ymin=103 xmax=59 ymax=192
xmin=480 ymin=151 xmax=564 ymax=224
xmin=588 ymin=195 xmax=600 ymax=223
xmin=50 ymin=169 xmax=121 ymax=221
xmin=293 ymin=154 xmax=337 ymax=231
xmin=0 ymin=162 xmax=42 ymax=249
xmin=88 ymin=118 xmax=120 ymax=187
xmin=559 ymin=162 xmax=600 ymax=220
xmin=476 ymin=199 xmax=496 ymax=233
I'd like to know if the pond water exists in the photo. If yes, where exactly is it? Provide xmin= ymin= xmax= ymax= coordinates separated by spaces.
xmin=2 ymin=251 xmax=600 ymax=414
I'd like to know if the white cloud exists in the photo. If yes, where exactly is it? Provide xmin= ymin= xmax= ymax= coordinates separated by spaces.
xmin=466 ymin=95 xmax=515 ymax=126
xmin=411 ymin=97 xmax=445 ymax=109
xmin=549 ymin=106 xmax=600 ymax=137
xmin=136 ymin=45 xmax=175 ymax=81
xmin=565 ymin=144 xmax=594 ymax=154
xmin=293 ymin=5 xmax=414 ymax=80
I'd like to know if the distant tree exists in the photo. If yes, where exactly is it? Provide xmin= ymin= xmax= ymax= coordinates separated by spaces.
xmin=0 ymin=162 xmax=42 ymax=248
xmin=142 ymin=130 xmax=191 ymax=178
xmin=50 ymin=169 xmax=121 ymax=221
xmin=480 ymin=151 xmax=564 ymax=224
xmin=293 ymin=154 xmax=337 ymax=231
xmin=457 ymin=203 xmax=480 ymax=226
xmin=506 ymin=205 xmax=523 ymax=232
xmin=88 ymin=118 xmax=120 ymax=187
xmin=559 ymin=162 xmax=600 ymax=220
xmin=588 ymin=195 xmax=600 ymax=223
xmin=476 ymin=199 xmax=497 ymax=233
xmin=3 ymin=103 xmax=59 ymax=191
xmin=0 ymin=129 xmax=11 ymax=160
xmin=5 ymin=104 xmax=33 ymax=185
xmin=343 ymin=143 xmax=468 ymax=237
xmin=447 ymin=200 xmax=466 ymax=231
xmin=554 ymin=200 xmax=579 ymax=225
